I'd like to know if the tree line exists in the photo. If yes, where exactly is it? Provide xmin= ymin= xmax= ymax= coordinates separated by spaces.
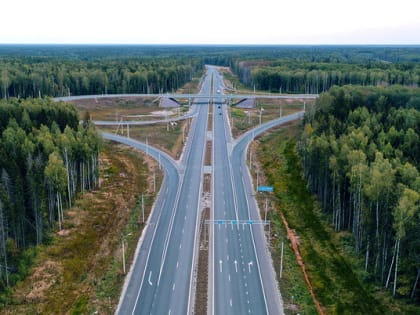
xmin=233 ymin=60 xmax=420 ymax=94
xmin=0 ymin=52 xmax=202 ymax=98
xmin=3 ymin=45 xmax=420 ymax=99
xmin=299 ymin=85 xmax=420 ymax=300
xmin=0 ymin=98 xmax=101 ymax=290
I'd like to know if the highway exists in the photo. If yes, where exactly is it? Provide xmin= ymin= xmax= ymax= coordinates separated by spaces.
xmin=99 ymin=67 xmax=305 ymax=315
xmin=210 ymin=67 xmax=287 ymax=314
xmin=212 ymin=69 xmax=269 ymax=314
xmin=113 ymin=68 xmax=210 ymax=315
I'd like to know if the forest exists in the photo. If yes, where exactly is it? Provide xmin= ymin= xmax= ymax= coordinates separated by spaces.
xmin=0 ymin=46 xmax=203 ymax=98
xmin=0 ymin=97 xmax=101 ymax=291
xmin=2 ymin=45 xmax=420 ymax=99
xmin=231 ymin=52 xmax=420 ymax=94
xmin=299 ymin=85 xmax=420 ymax=300
xmin=1 ymin=45 xmax=420 ymax=306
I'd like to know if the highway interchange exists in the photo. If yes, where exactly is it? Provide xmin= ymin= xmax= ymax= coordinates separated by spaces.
xmin=94 ymin=67 xmax=309 ymax=314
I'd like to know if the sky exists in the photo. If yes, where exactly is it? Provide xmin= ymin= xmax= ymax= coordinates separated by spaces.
xmin=1 ymin=0 xmax=419 ymax=45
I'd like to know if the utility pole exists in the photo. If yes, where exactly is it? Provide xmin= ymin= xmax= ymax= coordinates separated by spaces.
xmin=182 ymin=125 xmax=185 ymax=143
xmin=256 ymin=169 xmax=259 ymax=190
xmin=122 ymin=239 xmax=126 ymax=274
xmin=249 ymin=149 xmax=252 ymax=170
xmin=280 ymin=241 xmax=284 ymax=278
xmin=264 ymin=197 xmax=268 ymax=222
xmin=259 ymin=107 xmax=264 ymax=125
xmin=158 ymin=153 xmax=161 ymax=170
xmin=141 ymin=193 xmax=145 ymax=224
xmin=122 ymin=232 xmax=132 ymax=274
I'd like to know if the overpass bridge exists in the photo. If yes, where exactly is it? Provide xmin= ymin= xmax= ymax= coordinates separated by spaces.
xmin=56 ymin=92 xmax=318 ymax=105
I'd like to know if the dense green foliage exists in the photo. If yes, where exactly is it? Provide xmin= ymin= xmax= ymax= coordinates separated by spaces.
xmin=226 ymin=46 xmax=420 ymax=93
xmin=259 ymin=129 xmax=385 ymax=314
xmin=0 ymin=98 xmax=101 ymax=291
xmin=2 ymin=45 xmax=420 ymax=98
xmin=299 ymin=85 xmax=420 ymax=301
xmin=1 ymin=44 xmax=420 ymax=308
xmin=233 ymin=58 xmax=420 ymax=94
xmin=0 ymin=45 xmax=203 ymax=98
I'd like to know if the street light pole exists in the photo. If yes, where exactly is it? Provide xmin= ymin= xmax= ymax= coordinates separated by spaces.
xmin=256 ymin=169 xmax=259 ymax=190
xmin=280 ymin=241 xmax=284 ymax=278
xmin=121 ymin=232 xmax=132 ymax=274
xmin=141 ymin=193 xmax=145 ymax=224
xmin=264 ymin=197 xmax=268 ymax=222
xmin=249 ymin=149 xmax=252 ymax=170
xmin=122 ymin=238 xmax=126 ymax=274
xmin=259 ymin=107 xmax=264 ymax=125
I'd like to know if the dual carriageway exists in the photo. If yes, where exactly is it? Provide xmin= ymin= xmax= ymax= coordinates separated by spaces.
xmin=66 ymin=67 xmax=316 ymax=314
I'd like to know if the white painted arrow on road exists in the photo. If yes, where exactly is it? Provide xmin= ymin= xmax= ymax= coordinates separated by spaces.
xmin=234 ymin=260 xmax=238 ymax=273
xmin=148 ymin=271 xmax=153 ymax=286
xmin=248 ymin=261 xmax=253 ymax=273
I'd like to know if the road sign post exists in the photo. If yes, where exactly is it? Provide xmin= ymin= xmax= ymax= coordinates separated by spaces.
xmin=257 ymin=186 xmax=274 ymax=193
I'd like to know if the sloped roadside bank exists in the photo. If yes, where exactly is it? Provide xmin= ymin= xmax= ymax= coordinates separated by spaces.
xmin=2 ymin=143 xmax=161 ymax=314
xmin=253 ymin=122 xmax=390 ymax=315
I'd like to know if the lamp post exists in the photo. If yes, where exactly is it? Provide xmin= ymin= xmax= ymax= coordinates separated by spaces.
xmin=141 ymin=193 xmax=145 ymax=224
xmin=264 ymin=197 xmax=268 ymax=222
xmin=259 ymin=107 xmax=264 ymax=125
xmin=122 ymin=232 xmax=132 ymax=274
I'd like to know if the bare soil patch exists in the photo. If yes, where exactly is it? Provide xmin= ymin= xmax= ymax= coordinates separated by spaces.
xmin=208 ymin=105 xmax=213 ymax=131
xmin=205 ymin=141 xmax=212 ymax=166
xmin=195 ymin=207 xmax=210 ymax=315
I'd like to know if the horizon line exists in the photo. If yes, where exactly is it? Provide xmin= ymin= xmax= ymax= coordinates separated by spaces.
xmin=1 ymin=43 xmax=420 ymax=47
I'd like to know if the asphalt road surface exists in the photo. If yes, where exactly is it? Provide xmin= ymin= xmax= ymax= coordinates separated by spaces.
xmin=114 ymin=68 xmax=210 ymax=315
xmin=102 ymin=66 xmax=305 ymax=314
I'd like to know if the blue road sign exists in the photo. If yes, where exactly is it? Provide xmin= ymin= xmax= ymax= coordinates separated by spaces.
xmin=257 ymin=186 xmax=274 ymax=192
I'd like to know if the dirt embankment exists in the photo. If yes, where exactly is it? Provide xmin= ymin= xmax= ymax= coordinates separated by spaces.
xmin=5 ymin=143 xmax=160 ymax=315
xmin=280 ymin=213 xmax=325 ymax=315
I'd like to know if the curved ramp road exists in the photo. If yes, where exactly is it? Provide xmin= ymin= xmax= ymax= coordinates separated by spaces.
xmin=97 ymin=67 xmax=307 ymax=315
xmin=113 ymin=69 xmax=210 ymax=314
xmin=101 ymin=133 xmax=181 ymax=315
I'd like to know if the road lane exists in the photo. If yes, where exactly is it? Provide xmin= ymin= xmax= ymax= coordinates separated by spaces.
xmin=108 ymin=66 xmax=303 ymax=315
xmin=211 ymin=66 xmax=267 ymax=314
xmin=102 ymin=133 xmax=181 ymax=315
xmin=211 ymin=67 xmax=306 ymax=315
xmin=113 ymin=68 xmax=211 ymax=315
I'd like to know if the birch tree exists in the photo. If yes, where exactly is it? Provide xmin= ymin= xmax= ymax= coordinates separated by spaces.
xmin=44 ymin=152 xmax=67 ymax=231
xmin=391 ymin=187 xmax=420 ymax=296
